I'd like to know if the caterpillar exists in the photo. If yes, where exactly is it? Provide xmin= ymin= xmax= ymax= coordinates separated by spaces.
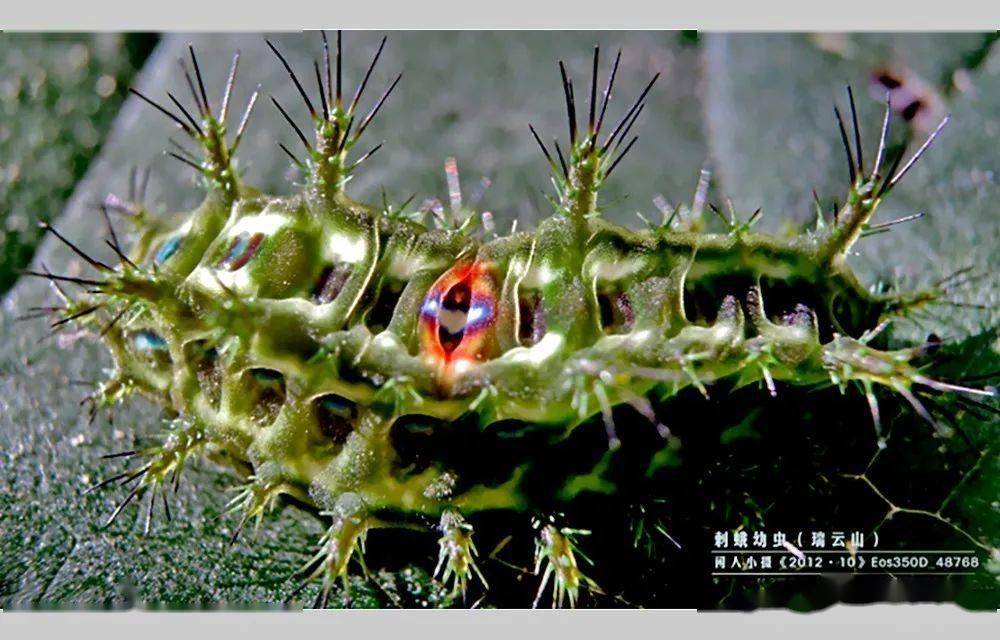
xmin=26 ymin=32 xmax=996 ymax=608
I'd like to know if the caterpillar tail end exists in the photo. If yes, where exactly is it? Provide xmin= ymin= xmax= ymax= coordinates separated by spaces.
xmin=822 ymin=334 xmax=996 ymax=438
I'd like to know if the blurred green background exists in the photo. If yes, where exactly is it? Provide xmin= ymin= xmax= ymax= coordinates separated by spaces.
xmin=0 ymin=32 xmax=997 ymax=609
xmin=0 ymin=34 xmax=157 ymax=292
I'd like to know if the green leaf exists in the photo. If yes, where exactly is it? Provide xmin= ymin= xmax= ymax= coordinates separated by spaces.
xmin=2 ymin=32 xmax=996 ymax=609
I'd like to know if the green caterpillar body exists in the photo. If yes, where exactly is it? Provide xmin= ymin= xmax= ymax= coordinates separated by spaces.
xmin=35 ymin=34 xmax=992 ymax=607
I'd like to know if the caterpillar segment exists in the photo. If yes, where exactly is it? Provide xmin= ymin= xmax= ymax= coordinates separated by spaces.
xmin=32 ymin=34 xmax=994 ymax=607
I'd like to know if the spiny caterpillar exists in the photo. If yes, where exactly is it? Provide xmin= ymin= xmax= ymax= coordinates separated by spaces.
xmin=28 ymin=32 xmax=996 ymax=608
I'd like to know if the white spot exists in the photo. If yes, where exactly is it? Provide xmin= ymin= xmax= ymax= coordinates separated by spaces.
xmin=373 ymin=332 xmax=401 ymax=350
xmin=627 ymin=329 xmax=653 ymax=346
xmin=438 ymin=308 xmax=467 ymax=334
xmin=592 ymin=257 xmax=643 ymax=280
xmin=191 ymin=266 xmax=253 ymax=293
xmin=325 ymin=233 xmax=367 ymax=264
xmin=713 ymin=324 xmax=734 ymax=340
xmin=175 ymin=218 xmax=194 ymax=236
xmin=523 ymin=264 xmax=556 ymax=288
xmin=228 ymin=213 xmax=288 ymax=237
xmin=466 ymin=304 xmax=486 ymax=325
xmin=450 ymin=358 xmax=474 ymax=375
xmin=507 ymin=332 xmax=564 ymax=365
xmin=388 ymin=254 xmax=424 ymax=278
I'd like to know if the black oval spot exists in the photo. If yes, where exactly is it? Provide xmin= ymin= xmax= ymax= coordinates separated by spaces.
xmin=313 ymin=394 xmax=356 ymax=444
xmin=364 ymin=281 xmax=404 ymax=333
xmin=518 ymin=291 xmax=546 ymax=347
xmin=184 ymin=340 xmax=222 ymax=407
xmin=901 ymin=98 xmax=924 ymax=122
xmin=312 ymin=262 xmax=352 ymax=304
xmin=597 ymin=289 xmax=634 ymax=335
xmin=244 ymin=368 xmax=285 ymax=426
xmin=438 ymin=280 xmax=472 ymax=353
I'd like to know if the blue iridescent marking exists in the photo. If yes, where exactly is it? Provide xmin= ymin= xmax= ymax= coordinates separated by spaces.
xmin=223 ymin=234 xmax=250 ymax=265
xmin=154 ymin=236 xmax=182 ymax=264
xmin=251 ymin=368 xmax=284 ymax=384
xmin=421 ymin=298 xmax=440 ymax=318
xmin=466 ymin=303 xmax=486 ymax=325
xmin=318 ymin=394 xmax=355 ymax=418
xmin=218 ymin=232 xmax=264 ymax=271
xmin=465 ymin=301 xmax=492 ymax=329
xmin=133 ymin=330 xmax=168 ymax=352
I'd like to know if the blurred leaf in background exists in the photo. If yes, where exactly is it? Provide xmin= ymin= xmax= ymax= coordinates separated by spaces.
xmin=0 ymin=33 xmax=156 ymax=293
